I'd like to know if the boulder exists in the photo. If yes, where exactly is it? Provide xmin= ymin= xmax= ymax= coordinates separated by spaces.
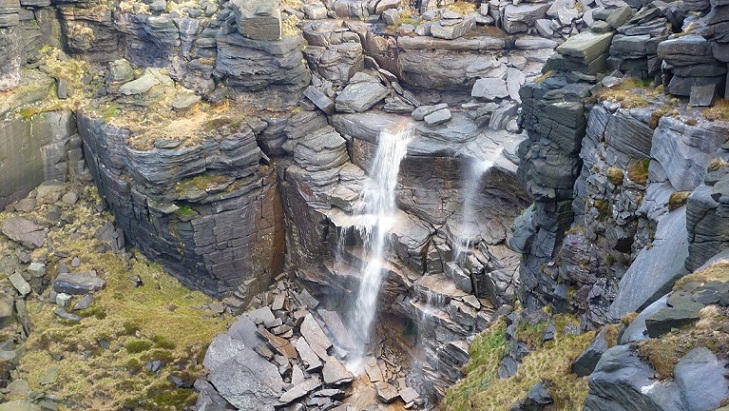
xmin=584 ymin=345 xmax=686 ymax=411
xmin=1 ymin=217 xmax=46 ymax=249
xmin=335 ymin=80 xmax=389 ymax=113
xmin=431 ymin=17 xmax=476 ymax=40
xmin=53 ymin=272 xmax=106 ymax=295
xmin=204 ymin=334 xmax=284 ymax=411
xmin=572 ymin=327 xmax=609 ymax=376
xmin=608 ymin=208 xmax=689 ymax=320
xmin=644 ymin=299 xmax=703 ymax=338
xmin=674 ymin=347 xmax=729 ymax=411
xmin=8 ymin=273 xmax=30 ymax=296
xmin=472 ymin=78 xmax=509 ymax=100
xmin=322 ymin=356 xmax=354 ymax=386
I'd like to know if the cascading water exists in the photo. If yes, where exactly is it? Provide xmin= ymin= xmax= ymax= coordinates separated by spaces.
xmin=347 ymin=123 xmax=413 ymax=371
xmin=451 ymin=154 xmax=498 ymax=264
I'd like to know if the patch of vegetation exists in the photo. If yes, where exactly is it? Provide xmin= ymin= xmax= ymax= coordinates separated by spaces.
xmin=636 ymin=309 xmax=729 ymax=380
xmin=674 ymin=260 xmax=729 ymax=290
xmin=668 ymin=191 xmax=690 ymax=210
xmin=8 ymin=183 xmax=232 ymax=410
xmin=444 ymin=315 xmax=595 ymax=410
xmin=76 ymin=305 xmax=107 ymax=320
xmin=607 ymin=167 xmax=624 ymax=186
xmin=703 ymin=99 xmax=729 ymax=122
xmin=126 ymin=339 xmax=154 ymax=354
xmin=596 ymin=78 xmax=661 ymax=109
xmin=443 ymin=319 xmax=507 ymax=410
xmin=627 ymin=159 xmax=651 ymax=185
xmin=443 ymin=1 xmax=477 ymax=15
xmin=175 ymin=204 xmax=196 ymax=217
xmin=152 ymin=335 xmax=176 ymax=350
xmin=650 ymin=105 xmax=673 ymax=129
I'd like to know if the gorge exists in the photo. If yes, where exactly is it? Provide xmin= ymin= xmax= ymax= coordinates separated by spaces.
xmin=1 ymin=0 xmax=729 ymax=409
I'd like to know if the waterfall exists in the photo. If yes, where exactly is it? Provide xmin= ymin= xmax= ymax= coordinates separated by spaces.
xmin=452 ymin=154 xmax=498 ymax=263
xmin=347 ymin=123 xmax=413 ymax=370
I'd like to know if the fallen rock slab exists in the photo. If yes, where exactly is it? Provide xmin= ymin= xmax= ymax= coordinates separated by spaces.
xmin=53 ymin=272 xmax=105 ymax=295
xmin=279 ymin=378 xmax=322 ymax=405
xmin=1 ymin=217 xmax=46 ymax=249
xmin=322 ymin=356 xmax=354 ymax=386
xmin=204 ymin=334 xmax=284 ymax=411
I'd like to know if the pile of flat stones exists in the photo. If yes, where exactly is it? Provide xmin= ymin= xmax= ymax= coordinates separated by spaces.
xmin=200 ymin=273 xmax=426 ymax=410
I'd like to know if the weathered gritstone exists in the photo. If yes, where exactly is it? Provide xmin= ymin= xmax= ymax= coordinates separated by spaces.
xmin=78 ymin=112 xmax=285 ymax=299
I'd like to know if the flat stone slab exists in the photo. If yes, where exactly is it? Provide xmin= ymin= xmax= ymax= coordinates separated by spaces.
xmin=53 ymin=272 xmax=105 ymax=295
xmin=1 ymin=217 xmax=46 ymax=249
xmin=376 ymin=382 xmax=399 ymax=403
xmin=295 ymin=337 xmax=323 ymax=372
xmin=279 ymin=378 xmax=321 ymax=405
xmin=335 ymin=81 xmax=389 ymax=113
xmin=8 ymin=273 xmax=30 ymax=296
xmin=317 ymin=309 xmax=355 ymax=351
xmin=300 ymin=314 xmax=332 ymax=354
xmin=204 ymin=334 xmax=284 ymax=411
xmin=322 ymin=356 xmax=354 ymax=386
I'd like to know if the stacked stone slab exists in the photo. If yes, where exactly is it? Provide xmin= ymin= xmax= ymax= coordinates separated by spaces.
xmin=608 ymin=5 xmax=669 ymax=78
xmin=78 ymin=112 xmax=285 ymax=300
xmin=700 ymin=0 xmax=729 ymax=98
xmin=686 ymin=143 xmax=729 ymax=271
xmin=231 ymin=0 xmax=281 ymax=41
xmin=513 ymin=76 xmax=592 ymax=311
xmin=302 ymin=21 xmax=365 ymax=87
xmin=552 ymin=29 xmax=614 ymax=75
xmin=658 ymin=34 xmax=726 ymax=99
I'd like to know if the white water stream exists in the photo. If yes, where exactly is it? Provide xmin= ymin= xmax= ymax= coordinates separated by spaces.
xmin=348 ymin=124 xmax=412 ymax=371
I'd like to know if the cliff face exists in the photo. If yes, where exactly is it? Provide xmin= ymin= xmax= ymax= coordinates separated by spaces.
xmin=2 ymin=0 xmax=729 ymax=409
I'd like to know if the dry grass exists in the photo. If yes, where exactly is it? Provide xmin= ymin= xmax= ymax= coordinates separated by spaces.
xmin=668 ymin=191 xmax=690 ymax=211
xmin=627 ymin=159 xmax=650 ymax=185
xmin=674 ymin=260 xmax=729 ymax=290
xmin=596 ymin=78 xmax=663 ymax=109
xmin=703 ymin=99 xmax=729 ymax=122
xmin=635 ymin=318 xmax=729 ymax=380
xmin=442 ymin=1 xmax=477 ymax=15
xmin=607 ymin=167 xmax=624 ymax=186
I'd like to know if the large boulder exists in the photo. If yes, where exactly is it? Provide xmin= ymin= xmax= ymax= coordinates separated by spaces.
xmin=608 ymin=207 xmax=689 ymax=320
xmin=584 ymin=345 xmax=686 ymax=411
xmin=203 ymin=334 xmax=284 ymax=411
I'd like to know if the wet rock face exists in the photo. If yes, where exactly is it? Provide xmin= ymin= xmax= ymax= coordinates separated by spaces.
xmin=0 ymin=110 xmax=83 ymax=210
xmin=0 ymin=0 xmax=21 ymax=91
xmin=78 ymin=113 xmax=285 ymax=299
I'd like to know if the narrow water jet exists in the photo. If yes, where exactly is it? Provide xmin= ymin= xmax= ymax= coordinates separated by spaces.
xmin=451 ymin=154 xmax=498 ymax=263
xmin=347 ymin=123 xmax=413 ymax=371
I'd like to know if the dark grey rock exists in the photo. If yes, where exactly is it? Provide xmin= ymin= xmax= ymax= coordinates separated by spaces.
xmin=608 ymin=208 xmax=689 ymax=320
xmin=53 ymin=308 xmax=81 ymax=322
xmin=204 ymin=334 xmax=284 ymax=411
xmin=644 ymin=299 xmax=703 ymax=338
xmin=231 ymin=0 xmax=281 ymax=41
xmin=572 ymin=327 xmax=609 ymax=376
xmin=53 ymin=272 xmax=105 ymax=295
xmin=334 ymin=81 xmax=389 ymax=113
xmin=674 ymin=347 xmax=729 ymax=411
xmin=584 ymin=345 xmax=686 ymax=411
